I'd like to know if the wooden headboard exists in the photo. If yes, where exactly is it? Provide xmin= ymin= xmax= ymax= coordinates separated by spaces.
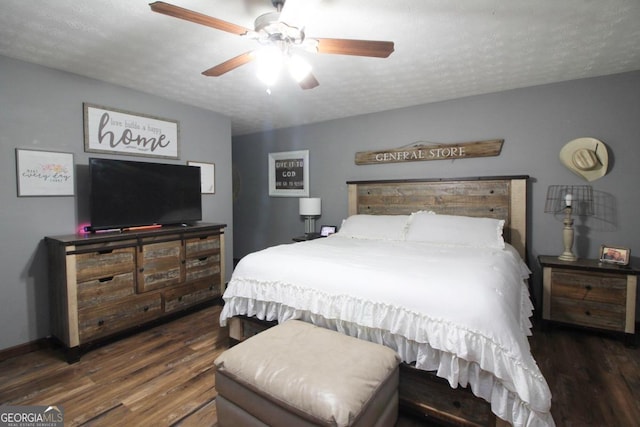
xmin=346 ymin=175 xmax=528 ymax=259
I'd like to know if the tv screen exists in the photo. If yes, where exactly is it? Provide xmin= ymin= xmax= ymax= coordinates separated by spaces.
xmin=89 ymin=158 xmax=202 ymax=231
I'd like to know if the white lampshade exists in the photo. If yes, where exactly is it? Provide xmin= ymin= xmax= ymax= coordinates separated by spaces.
xmin=299 ymin=198 xmax=321 ymax=216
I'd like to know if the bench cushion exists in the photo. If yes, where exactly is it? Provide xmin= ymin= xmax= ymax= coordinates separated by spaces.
xmin=214 ymin=320 xmax=401 ymax=426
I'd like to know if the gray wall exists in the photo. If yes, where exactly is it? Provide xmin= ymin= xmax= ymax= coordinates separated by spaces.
xmin=232 ymin=70 xmax=640 ymax=316
xmin=0 ymin=55 xmax=234 ymax=351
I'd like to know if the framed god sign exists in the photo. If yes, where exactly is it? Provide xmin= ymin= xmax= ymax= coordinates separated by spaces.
xmin=268 ymin=150 xmax=309 ymax=197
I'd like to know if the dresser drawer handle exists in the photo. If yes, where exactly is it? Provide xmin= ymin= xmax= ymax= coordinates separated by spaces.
xmin=199 ymin=256 xmax=208 ymax=262
xmin=99 ymin=276 xmax=114 ymax=283
xmin=585 ymin=285 xmax=592 ymax=291
xmin=98 ymin=319 xmax=104 ymax=326
xmin=98 ymin=249 xmax=114 ymax=255
xmin=585 ymin=310 xmax=591 ymax=316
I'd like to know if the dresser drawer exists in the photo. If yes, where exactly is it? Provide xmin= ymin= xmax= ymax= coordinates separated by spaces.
xmin=185 ymin=234 xmax=220 ymax=258
xmin=137 ymin=240 xmax=183 ymax=292
xmin=77 ymin=272 xmax=135 ymax=309
xmin=164 ymin=279 xmax=220 ymax=313
xmin=185 ymin=253 xmax=221 ymax=282
xmin=75 ymin=247 xmax=136 ymax=282
xmin=550 ymin=269 xmax=627 ymax=305
xmin=78 ymin=293 xmax=162 ymax=342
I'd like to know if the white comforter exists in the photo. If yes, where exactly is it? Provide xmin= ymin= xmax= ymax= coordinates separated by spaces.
xmin=220 ymin=235 xmax=554 ymax=427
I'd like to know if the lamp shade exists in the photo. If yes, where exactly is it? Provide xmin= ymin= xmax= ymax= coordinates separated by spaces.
xmin=544 ymin=185 xmax=593 ymax=216
xmin=299 ymin=197 xmax=321 ymax=216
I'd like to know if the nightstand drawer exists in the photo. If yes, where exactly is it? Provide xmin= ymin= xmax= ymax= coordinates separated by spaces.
xmin=550 ymin=270 xmax=627 ymax=305
xmin=550 ymin=297 xmax=625 ymax=331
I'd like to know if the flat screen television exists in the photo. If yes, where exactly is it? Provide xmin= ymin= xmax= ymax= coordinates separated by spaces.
xmin=89 ymin=157 xmax=202 ymax=231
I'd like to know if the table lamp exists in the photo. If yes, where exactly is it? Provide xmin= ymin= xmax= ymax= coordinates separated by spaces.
xmin=299 ymin=197 xmax=321 ymax=236
xmin=544 ymin=185 xmax=593 ymax=261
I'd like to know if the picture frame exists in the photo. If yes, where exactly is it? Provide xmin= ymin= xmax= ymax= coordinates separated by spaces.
xmin=187 ymin=161 xmax=215 ymax=194
xmin=15 ymin=149 xmax=75 ymax=197
xmin=320 ymin=225 xmax=337 ymax=237
xmin=599 ymin=245 xmax=630 ymax=265
xmin=83 ymin=103 xmax=180 ymax=159
xmin=268 ymin=150 xmax=309 ymax=197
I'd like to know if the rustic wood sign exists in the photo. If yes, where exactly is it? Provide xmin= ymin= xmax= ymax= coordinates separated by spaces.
xmin=354 ymin=139 xmax=504 ymax=165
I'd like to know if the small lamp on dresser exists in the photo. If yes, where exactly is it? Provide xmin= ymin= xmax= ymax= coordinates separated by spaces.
xmin=299 ymin=197 xmax=321 ymax=236
xmin=544 ymin=185 xmax=593 ymax=261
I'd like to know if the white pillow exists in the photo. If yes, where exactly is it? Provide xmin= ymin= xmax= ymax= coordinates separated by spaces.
xmin=337 ymin=214 xmax=410 ymax=240
xmin=405 ymin=212 xmax=505 ymax=249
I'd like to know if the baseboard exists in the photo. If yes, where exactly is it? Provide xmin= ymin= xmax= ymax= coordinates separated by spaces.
xmin=0 ymin=337 xmax=52 ymax=363
xmin=0 ymin=299 xmax=226 ymax=364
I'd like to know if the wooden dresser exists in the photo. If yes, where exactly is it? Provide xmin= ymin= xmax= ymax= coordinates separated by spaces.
xmin=46 ymin=222 xmax=226 ymax=362
xmin=539 ymin=255 xmax=638 ymax=346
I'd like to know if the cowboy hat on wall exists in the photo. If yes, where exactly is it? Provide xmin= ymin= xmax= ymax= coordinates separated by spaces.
xmin=559 ymin=137 xmax=609 ymax=182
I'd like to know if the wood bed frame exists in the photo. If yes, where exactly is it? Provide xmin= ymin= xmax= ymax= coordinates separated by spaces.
xmin=347 ymin=175 xmax=528 ymax=259
xmin=229 ymin=175 xmax=529 ymax=427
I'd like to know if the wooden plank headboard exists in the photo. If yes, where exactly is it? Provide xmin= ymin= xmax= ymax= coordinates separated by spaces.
xmin=346 ymin=175 xmax=528 ymax=259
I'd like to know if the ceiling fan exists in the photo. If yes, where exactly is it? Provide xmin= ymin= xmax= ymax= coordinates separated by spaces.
xmin=149 ymin=0 xmax=395 ymax=89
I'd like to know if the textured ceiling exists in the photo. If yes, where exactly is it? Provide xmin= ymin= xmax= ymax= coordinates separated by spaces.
xmin=1 ymin=0 xmax=640 ymax=136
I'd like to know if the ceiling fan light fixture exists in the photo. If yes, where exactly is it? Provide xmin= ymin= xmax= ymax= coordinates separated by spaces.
xmin=149 ymin=2 xmax=395 ymax=90
xmin=255 ymin=46 xmax=283 ymax=86
xmin=288 ymin=55 xmax=312 ymax=82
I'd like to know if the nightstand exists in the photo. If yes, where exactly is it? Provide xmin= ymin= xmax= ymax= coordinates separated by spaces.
xmin=538 ymin=255 xmax=638 ymax=346
xmin=292 ymin=233 xmax=323 ymax=242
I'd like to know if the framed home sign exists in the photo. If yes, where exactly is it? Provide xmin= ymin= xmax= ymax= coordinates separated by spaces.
xmin=83 ymin=103 xmax=180 ymax=159
xmin=268 ymin=150 xmax=309 ymax=197
xmin=16 ymin=148 xmax=75 ymax=197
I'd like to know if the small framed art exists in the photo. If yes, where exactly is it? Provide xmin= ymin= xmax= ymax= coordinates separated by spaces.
xmin=15 ymin=149 xmax=75 ymax=197
xmin=599 ymin=245 xmax=630 ymax=266
xmin=187 ymin=161 xmax=215 ymax=194
xmin=268 ymin=150 xmax=309 ymax=197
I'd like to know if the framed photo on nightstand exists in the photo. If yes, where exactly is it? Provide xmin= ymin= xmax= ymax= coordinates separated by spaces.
xmin=599 ymin=245 xmax=630 ymax=265
xmin=320 ymin=225 xmax=337 ymax=237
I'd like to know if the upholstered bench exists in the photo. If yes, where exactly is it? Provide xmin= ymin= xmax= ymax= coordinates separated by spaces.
xmin=214 ymin=320 xmax=401 ymax=427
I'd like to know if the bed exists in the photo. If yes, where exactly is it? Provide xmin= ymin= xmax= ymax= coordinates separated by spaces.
xmin=220 ymin=176 xmax=554 ymax=427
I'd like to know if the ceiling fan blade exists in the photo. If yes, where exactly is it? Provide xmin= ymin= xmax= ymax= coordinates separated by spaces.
xmin=298 ymin=72 xmax=319 ymax=90
xmin=315 ymin=38 xmax=394 ymax=58
xmin=149 ymin=1 xmax=251 ymax=36
xmin=202 ymin=52 xmax=255 ymax=77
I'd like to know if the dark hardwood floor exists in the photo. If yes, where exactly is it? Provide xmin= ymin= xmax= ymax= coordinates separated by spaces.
xmin=0 ymin=305 xmax=638 ymax=426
